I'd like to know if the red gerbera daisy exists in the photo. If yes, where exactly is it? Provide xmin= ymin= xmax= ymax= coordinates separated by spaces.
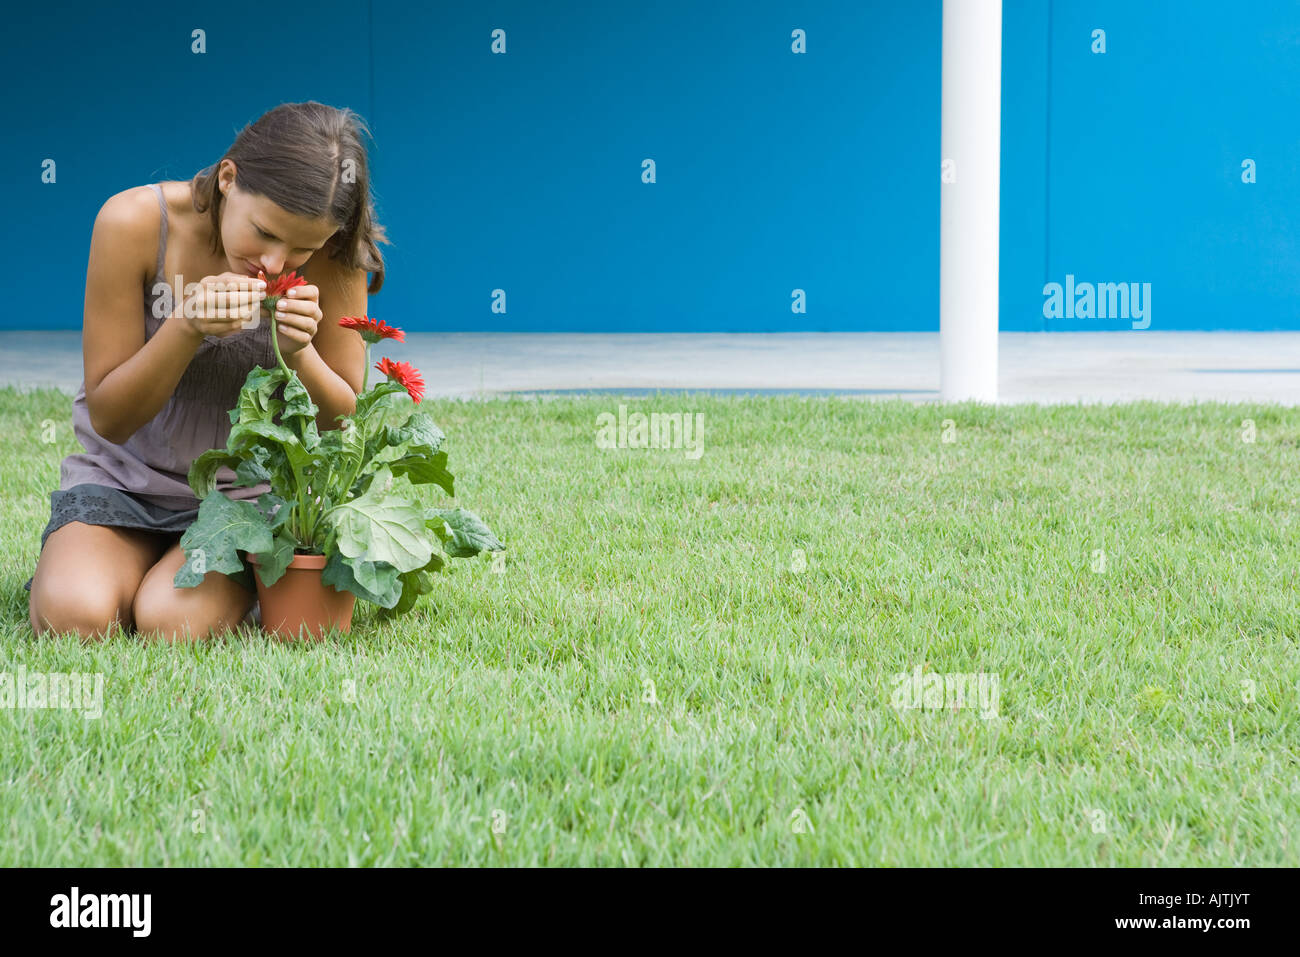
xmin=258 ymin=269 xmax=308 ymax=313
xmin=375 ymin=357 xmax=425 ymax=404
xmin=338 ymin=315 xmax=406 ymax=344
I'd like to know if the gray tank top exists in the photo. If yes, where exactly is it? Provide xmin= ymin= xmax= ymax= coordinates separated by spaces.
xmin=58 ymin=183 xmax=279 ymax=511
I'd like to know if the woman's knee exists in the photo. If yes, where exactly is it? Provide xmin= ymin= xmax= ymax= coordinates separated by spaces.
xmin=28 ymin=521 xmax=171 ymax=640
xmin=29 ymin=578 xmax=130 ymax=640
xmin=131 ymin=545 xmax=254 ymax=642
xmin=133 ymin=593 xmax=253 ymax=642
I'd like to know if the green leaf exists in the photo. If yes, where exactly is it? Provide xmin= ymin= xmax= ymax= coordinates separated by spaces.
xmin=337 ymin=418 xmax=366 ymax=489
xmin=384 ymin=566 xmax=437 ymax=617
xmin=320 ymin=551 xmax=402 ymax=608
xmin=281 ymin=373 xmax=321 ymax=451
xmin=229 ymin=419 xmax=325 ymax=491
xmin=425 ymin=507 xmax=504 ymax=558
xmin=373 ymin=448 xmax=454 ymax=495
xmin=257 ymin=492 xmax=293 ymax=533
xmin=234 ymin=444 xmax=273 ymax=487
xmin=387 ymin=412 xmax=445 ymax=457
xmin=316 ymin=418 xmax=366 ymax=502
xmin=361 ymin=412 xmax=454 ymax=493
xmin=172 ymin=491 xmax=274 ymax=588
xmin=358 ymin=389 xmax=418 ymax=439
xmin=230 ymin=365 xmax=288 ymax=425
xmin=324 ymin=466 xmax=434 ymax=573
xmin=250 ymin=531 xmax=297 ymax=587
xmin=353 ymin=380 xmax=408 ymax=424
xmin=188 ymin=449 xmax=245 ymax=500
xmin=228 ymin=418 xmax=296 ymax=452
xmin=377 ymin=547 xmax=448 ymax=618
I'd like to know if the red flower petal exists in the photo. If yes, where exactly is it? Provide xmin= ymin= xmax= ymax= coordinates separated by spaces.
xmin=258 ymin=269 xmax=308 ymax=298
xmin=375 ymin=357 xmax=425 ymax=403
xmin=339 ymin=315 xmax=405 ymax=343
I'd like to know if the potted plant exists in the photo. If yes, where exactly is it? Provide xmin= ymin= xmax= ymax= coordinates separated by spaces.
xmin=171 ymin=270 xmax=503 ymax=639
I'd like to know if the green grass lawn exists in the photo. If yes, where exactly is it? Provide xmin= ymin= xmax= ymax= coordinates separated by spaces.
xmin=1 ymin=385 xmax=1297 ymax=865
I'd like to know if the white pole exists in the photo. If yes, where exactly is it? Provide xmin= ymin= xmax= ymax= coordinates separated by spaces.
xmin=940 ymin=0 xmax=1002 ymax=403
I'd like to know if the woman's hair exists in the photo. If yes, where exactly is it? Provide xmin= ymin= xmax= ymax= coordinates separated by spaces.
xmin=189 ymin=101 xmax=389 ymax=294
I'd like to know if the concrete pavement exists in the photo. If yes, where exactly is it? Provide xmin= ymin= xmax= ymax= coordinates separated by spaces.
xmin=4 ymin=331 xmax=1300 ymax=404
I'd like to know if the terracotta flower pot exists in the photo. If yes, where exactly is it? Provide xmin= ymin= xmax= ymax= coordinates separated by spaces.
xmin=246 ymin=551 xmax=356 ymax=640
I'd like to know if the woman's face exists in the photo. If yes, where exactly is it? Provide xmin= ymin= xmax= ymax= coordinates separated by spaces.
xmin=216 ymin=162 xmax=339 ymax=278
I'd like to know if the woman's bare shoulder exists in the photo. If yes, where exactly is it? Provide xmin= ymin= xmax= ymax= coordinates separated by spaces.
xmin=92 ymin=184 xmax=164 ymax=284
xmin=101 ymin=182 xmax=163 ymax=213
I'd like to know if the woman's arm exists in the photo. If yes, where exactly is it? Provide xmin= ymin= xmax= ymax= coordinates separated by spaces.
xmin=82 ymin=188 xmax=208 ymax=446
xmin=285 ymin=257 xmax=368 ymax=431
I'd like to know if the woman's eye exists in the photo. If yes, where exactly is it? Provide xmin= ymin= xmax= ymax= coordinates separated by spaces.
xmin=257 ymin=228 xmax=272 ymax=239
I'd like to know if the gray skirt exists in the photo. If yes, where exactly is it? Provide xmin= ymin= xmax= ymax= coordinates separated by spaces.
xmin=24 ymin=483 xmax=256 ymax=593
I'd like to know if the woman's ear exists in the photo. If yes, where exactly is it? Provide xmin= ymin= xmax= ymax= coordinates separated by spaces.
xmin=218 ymin=160 xmax=237 ymax=197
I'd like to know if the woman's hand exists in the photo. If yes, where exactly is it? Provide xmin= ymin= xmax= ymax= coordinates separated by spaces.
xmin=268 ymin=283 xmax=322 ymax=359
xmin=182 ymin=272 xmax=266 ymax=340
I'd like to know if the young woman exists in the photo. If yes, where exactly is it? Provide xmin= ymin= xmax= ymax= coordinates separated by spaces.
xmin=26 ymin=101 xmax=388 ymax=643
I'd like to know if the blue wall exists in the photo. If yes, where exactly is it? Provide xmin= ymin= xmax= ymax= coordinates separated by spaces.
xmin=1041 ymin=0 xmax=1300 ymax=331
xmin=2 ymin=1 xmax=1295 ymax=332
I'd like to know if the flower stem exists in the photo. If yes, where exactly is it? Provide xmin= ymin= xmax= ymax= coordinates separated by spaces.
xmin=269 ymin=298 xmax=291 ymax=378
xmin=270 ymin=297 xmax=311 ymax=547
xmin=362 ymin=343 xmax=370 ymax=392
